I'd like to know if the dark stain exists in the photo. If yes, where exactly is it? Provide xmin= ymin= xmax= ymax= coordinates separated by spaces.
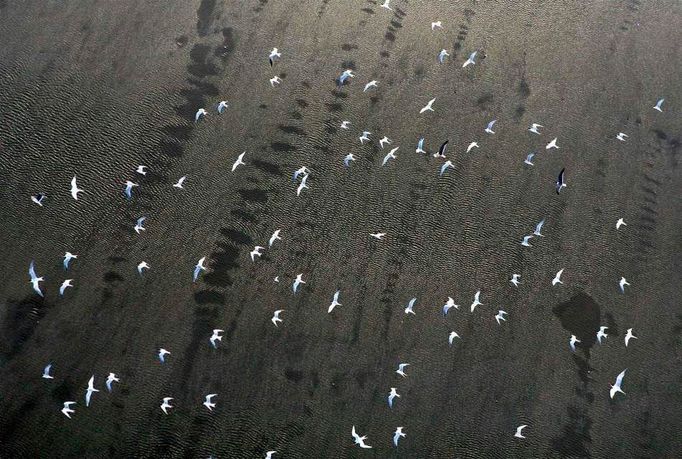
xmin=196 ymin=0 xmax=217 ymax=37
xmin=325 ymin=102 xmax=343 ymax=112
xmin=384 ymin=31 xmax=396 ymax=41
xmin=476 ymin=93 xmax=494 ymax=110
xmin=380 ymin=51 xmax=390 ymax=58
xmin=1 ymin=296 xmax=51 ymax=359
xmin=187 ymin=44 xmax=218 ymax=78
xmin=518 ymin=78 xmax=531 ymax=98
xmin=252 ymin=159 xmax=282 ymax=176
xmin=231 ymin=209 xmax=258 ymax=223
xmin=361 ymin=7 xmax=374 ymax=14
xmin=551 ymin=405 xmax=593 ymax=457
xmin=103 ymin=272 xmax=124 ymax=283
xmin=271 ymin=142 xmax=297 ymax=153
xmin=285 ymin=368 xmax=304 ymax=383
xmin=651 ymin=129 xmax=667 ymax=140
xmin=341 ymin=43 xmax=358 ymax=51
xmin=220 ymin=228 xmax=252 ymax=245
xmin=552 ymin=292 xmax=601 ymax=352
xmin=214 ymin=27 xmax=236 ymax=60
xmin=194 ymin=290 xmax=225 ymax=304
xmin=175 ymin=35 xmax=188 ymax=48
xmin=278 ymin=125 xmax=307 ymax=136
xmin=237 ymin=188 xmax=268 ymax=203
xmin=295 ymin=98 xmax=309 ymax=108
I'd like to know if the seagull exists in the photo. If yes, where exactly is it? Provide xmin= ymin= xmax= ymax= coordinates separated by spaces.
xmin=381 ymin=0 xmax=392 ymax=11
xmin=293 ymin=166 xmax=309 ymax=181
xmin=269 ymin=229 xmax=282 ymax=247
xmin=534 ymin=218 xmax=546 ymax=237
xmin=388 ymin=387 xmax=400 ymax=409
xmin=85 ymin=376 xmax=99 ymax=407
xmin=61 ymin=401 xmax=76 ymax=419
xmin=59 ymin=279 xmax=73 ymax=296
xmin=274 ymin=276 xmax=279 ymax=283
xmin=70 ymin=176 xmax=83 ymax=200
xmin=271 ymin=310 xmax=284 ymax=327
xmin=495 ymin=310 xmax=508 ymax=325
xmin=31 ymin=193 xmax=46 ymax=206
xmin=136 ymin=165 xmax=148 ymax=175
xmin=466 ymin=142 xmax=479 ymax=153
xmin=340 ymin=120 xmax=350 ymax=129
xmin=42 ymin=364 xmax=54 ymax=379
xmin=416 ymin=137 xmax=426 ymax=154
xmin=396 ymin=363 xmax=410 ymax=378
xmin=250 ymin=246 xmax=265 ymax=262
xmin=160 ymin=397 xmax=173 ymax=414
xmin=616 ymin=218 xmax=627 ymax=229
xmin=616 ymin=132 xmax=628 ymax=142
xmin=524 ymin=152 xmax=535 ymax=166
xmin=203 ymin=393 xmax=217 ymax=411
xmin=63 ymin=252 xmax=77 ymax=270
xmin=431 ymin=21 xmax=442 ymax=30
xmin=28 ymin=260 xmax=44 ymax=297
xmin=265 ymin=452 xmax=277 ymax=459
xmin=610 ymin=369 xmax=627 ymax=398
xmin=625 ymin=328 xmax=638 ymax=346
xmin=270 ymin=75 xmax=282 ymax=86
xmin=619 ymin=277 xmax=631 ymax=293
xmin=124 ymin=181 xmax=138 ymax=199
xmin=343 ymin=153 xmax=356 ymax=167
xmin=217 ymin=100 xmax=229 ymax=113
xmin=393 ymin=427 xmax=406 ymax=447
xmin=268 ymin=47 xmax=281 ymax=66
xmin=448 ymin=331 xmax=461 ymax=345
xmin=653 ymin=98 xmax=664 ymax=112
xmin=485 ymin=119 xmax=497 ymax=134
xmin=442 ymin=297 xmax=459 ymax=316
xmin=510 ymin=274 xmax=521 ymax=287
xmin=106 ymin=373 xmax=120 ymax=392
xmin=172 ymin=176 xmax=186 ymax=189
xmin=363 ymin=80 xmax=378 ymax=92
xmin=137 ymin=261 xmax=150 ymax=275
xmin=351 ymin=426 xmax=372 ymax=449
xmin=296 ymin=174 xmax=309 ymax=196
xmin=420 ymin=98 xmax=436 ymax=114
xmin=462 ymin=51 xmax=477 ymax=67
xmin=569 ymin=335 xmax=580 ymax=352
xmin=552 ymin=268 xmax=564 ymax=286
xmin=521 ymin=235 xmax=533 ymax=247
xmin=514 ymin=425 xmax=527 ymax=439
xmin=210 ymin=329 xmax=224 ymax=348
xmin=193 ymin=257 xmax=207 ymax=282
xmin=359 ymin=131 xmax=371 ymax=144
xmin=438 ymin=49 xmax=449 ymax=64
xmin=328 ymin=290 xmax=342 ymax=313
xmin=404 ymin=298 xmax=417 ymax=315
xmin=597 ymin=326 xmax=608 ymax=344
xmin=435 ymin=140 xmax=448 ymax=158
xmin=379 ymin=136 xmax=392 ymax=148
xmin=338 ymin=69 xmax=355 ymax=86
xmin=382 ymin=147 xmax=398 ymax=166
xmin=292 ymin=274 xmax=305 ymax=293
xmin=439 ymin=161 xmax=454 ymax=176
xmin=370 ymin=232 xmax=386 ymax=240
xmin=134 ymin=216 xmax=146 ymax=234
xmin=158 ymin=348 xmax=170 ymax=363
xmin=195 ymin=108 xmax=207 ymax=122
xmin=556 ymin=168 xmax=567 ymax=194
xmin=231 ymin=151 xmax=246 ymax=171
xmin=528 ymin=123 xmax=543 ymax=134
xmin=546 ymin=138 xmax=559 ymax=150
xmin=470 ymin=290 xmax=483 ymax=312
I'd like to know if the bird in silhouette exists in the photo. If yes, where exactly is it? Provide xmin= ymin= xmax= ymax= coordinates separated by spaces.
xmin=31 ymin=193 xmax=46 ymax=206
xmin=556 ymin=168 xmax=567 ymax=194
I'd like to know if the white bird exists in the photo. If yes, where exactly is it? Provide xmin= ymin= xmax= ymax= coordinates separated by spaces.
xmin=534 ymin=218 xmax=546 ymax=237
xmin=42 ymin=364 xmax=54 ymax=379
xmin=134 ymin=216 xmax=146 ymax=234
xmin=379 ymin=136 xmax=392 ymax=148
xmin=250 ymin=246 xmax=265 ymax=262
xmin=217 ymin=100 xmax=229 ymax=113
xmin=124 ymin=180 xmax=138 ymax=199
xmin=381 ymin=0 xmax=392 ymax=10
xmin=370 ymin=232 xmax=386 ymax=240
xmin=438 ymin=49 xmax=449 ymax=64
xmin=269 ymin=75 xmax=282 ymax=86
xmin=160 ymin=397 xmax=173 ymax=414
xmin=338 ymin=69 xmax=355 ymax=86
xmin=439 ymin=160 xmax=454 ymax=176
xmin=293 ymin=166 xmax=309 ymax=181
xmin=448 ymin=331 xmax=461 ymax=345
xmin=546 ymin=137 xmax=559 ymax=150
xmin=31 ymin=193 xmax=46 ymax=206
xmin=514 ymin=425 xmax=527 ymax=439
xmin=521 ymin=235 xmax=533 ymax=247
xmin=393 ymin=427 xmax=406 ymax=447
xmin=431 ymin=21 xmax=442 ymax=30
xmin=420 ymin=98 xmax=436 ymax=114
xmin=61 ymin=401 xmax=76 ymax=419
xmin=524 ymin=152 xmax=535 ymax=166
xmin=106 ymin=373 xmax=120 ymax=392
xmin=616 ymin=132 xmax=628 ymax=142
xmin=203 ymin=393 xmax=217 ymax=411
xmin=597 ymin=326 xmax=608 ymax=344
xmin=396 ymin=363 xmax=409 ymax=378
xmin=343 ymin=153 xmax=356 ymax=167
xmin=85 ymin=376 xmax=99 ymax=407
xmin=210 ymin=329 xmax=224 ymax=349
xmin=340 ymin=120 xmax=350 ymax=129
xmin=470 ymin=290 xmax=483 ymax=312
xmin=528 ymin=123 xmax=543 ymax=134
xmin=552 ymin=268 xmax=564 ymax=286
xmin=172 ymin=176 xmax=186 ymax=189
xmin=271 ymin=310 xmax=284 ymax=327
xmin=442 ymin=297 xmax=459 ymax=316
xmin=269 ymin=229 xmax=282 ymax=247
xmin=569 ymin=335 xmax=580 ymax=352
xmin=59 ymin=279 xmax=73 ymax=296
xmin=404 ymin=298 xmax=417 ymax=315
xmin=388 ymin=387 xmax=400 ymax=409
xmin=195 ymin=108 xmax=207 ymax=122
xmin=63 ymin=252 xmax=77 ymax=270
xmin=70 ymin=176 xmax=83 ymax=200
xmin=352 ymin=425 xmax=372 ymax=449
xmin=274 ymin=276 xmax=279 ymax=283
xmin=28 ymin=260 xmax=44 ymax=297
xmin=619 ymin=277 xmax=631 ymax=293
xmin=484 ymin=119 xmax=497 ymax=134
xmin=495 ymin=310 xmax=508 ymax=325
xmin=363 ymin=80 xmax=378 ymax=92
xmin=382 ymin=147 xmax=398 ymax=166
xmin=136 ymin=165 xmax=148 ymax=175
xmin=462 ymin=51 xmax=477 ymax=67
xmin=359 ymin=131 xmax=371 ymax=144
xmin=158 ymin=348 xmax=170 ymax=363
xmin=265 ymin=452 xmax=277 ymax=459
xmin=653 ymin=98 xmax=664 ymax=112
xmin=510 ymin=274 xmax=521 ymax=287
xmin=625 ymin=328 xmax=638 ymax=346
xmin=416 ymin=137 xmax=426 ymax=154
xmin=193 ymin=257 xmax=207 ymax=282
xmin=616 ymin=218 xmax=627 ymax=229
xmin=610 ymin=369 xmax=627 ymax=399
xmin=292 ymin=274 xmax=305 ymax=293
xmin=328 ymin=290 xmax=342 ymax=313
xmin=296 ymin=174 xmax=309 ymax=196
xmin=268 ymin=47 xmax=281 ymax=66
xmin=232 ymin=151 xmax=246 ymax=171
xmin=466 ymin=141 xmax=479 ymax=153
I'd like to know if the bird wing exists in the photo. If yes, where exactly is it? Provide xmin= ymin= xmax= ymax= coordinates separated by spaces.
xmin=615 ymin=369 xmax=626 ymax=386
xmin=29 ymin=261 xmax=37 ymax=279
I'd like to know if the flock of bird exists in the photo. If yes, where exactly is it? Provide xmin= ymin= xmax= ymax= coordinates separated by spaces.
xmin=22 ymin=1 xmax=672 ymax=455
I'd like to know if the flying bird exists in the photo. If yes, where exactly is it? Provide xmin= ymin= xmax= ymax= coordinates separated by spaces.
xmin=85 ymin=376 xmax=99 ymax=407
xmin=383 ymin=147 xmax=398 ymax=166
xmin=352 ymin=426 xmax=372 ymax=449
xmin=396 ymin=363 xmax=410 ymax=378
xmin=61 ymin=401 xmax=76 ymax=419
xmin=106 ymin=373 xmax=120 ymax=392
xmin=616 ymin=218 xmax=627 ymax=229
xmin=404 ymin=298 xmax=417 ymax=315
xmin=442 ymin=297 xmax=459 ymax=316
xmin=625 ymin=328 xmax=637 ymax=346
xmin=328 ymin=290 xmax=342 ymax=313
xmin=195 ymin=108 xmax=207 ymax=122
xmin=521 ymin=235 xmax=533 ymax=247
xmin=393 ymin=427 xmax=406 ymax=447
xmin=466 ymin=142 xmax=479 ymax=153
xmin=271 ymin=310 xmax=284 ymax=327
xmin=232 ymin=151 xmax=246 ymax=171
xmin=296 ymin=174 xmax=309 ymax=196
xmin=203 ymin=393 xmax=217 ymax=411
xmin=495 ymin=310 xmax=508 ymax=325
xmin=552 ymin=268 xmax=564 ymax=286
xmin=619 ymin=277 xmax=631 ymax=293
xmin=160 ymin=397 xmax=173 ymax=414
xmin=420 ymin=98 xmax=436 ymax=113
xmin=70 ymin=176 xmax=83 ymax=200
xmin=379 ymin=136 xmax=392 ymax=148
xmin=359 ymin=131 xmax=371 ymax=144
xmin=210 ymin=329 xmax=224 ymax=349
xmin=363 ymin=80 xmax=378 ymax=92
xmin=534 ymin=218 xmax=546 ymax=237
xmin=340 ymin=120 xmax=350 ymax=129
xmin=31 ymin=193 xmax=46 ymax=206
xmin=470 ymin=290 xmax=483 ymax=312
xmin=124 ymin=180 xmax=138 ymax=199
xmin=172 ymin=176 xmax=186 ymax=189
xmin=484 ymin=119 xmax=497 ymax=134
xmin=556 ymin=168 xmax=567 ymax=194
xmin=514 ymin=425 xmax=527 ymax=439
xmin=265 ymin=452 xmax=277 ymax=459
xmin=546 ymin=138 xmax=559 ymax=150
xmin=448 ymin=331 xmax=461 ymax=345
xmin=435 ymin=140 xmax=448 ymax=158
xmin=388 ymin=387 xmax=400 ymax=409
xmin=193 ymin=257 xmax=207 ymax=282
xmin=438 ymin=49 xmax=449 ymax=64
xmin=431 ymin=21 xmax=442 ymax=30
xmin=250 ymin=246 xmax=265 ymax=262
xmin=370 ymin=232 xmax=386 ymax=240
xmin=136 ymin=165 xmax=148 ymax=175
xmin=268 ymin=48 xmax=281 ymax=66
xmin=610 ymin=369 xmax=627 ymax=399
xmin=569 ymin=335 xmax=580 ymax=352
xmin=269 ymin=229 xmax=282 ymax=247
xmin=270 ymin=75 xmax=282 ymax=86
xmin=344 ymin=153 xmax=356 ymax=167
xmin=29 ymin=260 xmax=44 ymax=297
xmin=462 ymin=51 xmax=477 ymax=67
xmin=292 ymin=274 xmax=305 ymax=293
xmin=528 ymin=123 xmax=543 ymax=134
xmin=59 ymin=279 xmax=73 ymax=296
xmin=510 ymin=274 xmax=521 ymax=287
xmin=42 ymin=364 xmax=54 ymax=379
xmin=416 ymin=137 xmax=426 ymax=154
xmin=653 ymin=98 xmax=664 ymax=112
xmin=616 ymin=132 xmax=628 ymax=142
xmin=293 ymin=166 xmax=309 ymax=181
xmin=338 ymin=69 xmax=355 ymax=86
xmin=158 ymin=348 xmax=170 ymax=363
xmin=439 ymin=161 xmax=454 ymax=176
xmin=63 ymin=252 xmax=77 ymax=270
xmin=137 ymin=261 xmax=150 ymax=275
xmin=597 ymin=326 xmax=608 ymax=344
xmin=524 ymin=152 xmax=535 ymax=166
xmin=217 ymin=100 xmax=229 ymax=113
xmin=134 ymin=216 xmax=146 ymax=234
xmin=381 ymin=0 xmax=392 ymax=10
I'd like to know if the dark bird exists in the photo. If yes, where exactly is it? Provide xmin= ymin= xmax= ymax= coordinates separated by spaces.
xmin=555 ymin=168 xmax=566 ymax=194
